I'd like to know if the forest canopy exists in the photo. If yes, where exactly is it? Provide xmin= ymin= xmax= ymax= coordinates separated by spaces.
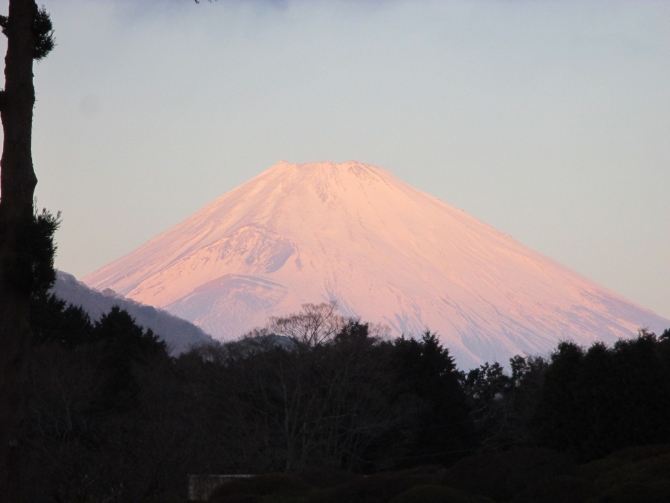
xmin=21 ymin=289 xmax=670 ymax=502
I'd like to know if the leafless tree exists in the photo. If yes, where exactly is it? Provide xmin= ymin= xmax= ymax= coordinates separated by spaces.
xmin=268 ymin=302 xmax=349 ymax=347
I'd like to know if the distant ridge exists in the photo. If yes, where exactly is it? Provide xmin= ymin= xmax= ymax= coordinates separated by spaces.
xmin=84 ymin=161 xmax=669 ymax=369
xmin=53 ymin=271 xmax=213 ymax=354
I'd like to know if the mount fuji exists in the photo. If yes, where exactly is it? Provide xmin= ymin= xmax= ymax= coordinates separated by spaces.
xmin=83 ymin=161 xmax=669 ymax=369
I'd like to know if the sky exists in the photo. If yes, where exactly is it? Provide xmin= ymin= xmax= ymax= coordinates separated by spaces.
xmin=6 ymin=0 xmax=669 ymax=318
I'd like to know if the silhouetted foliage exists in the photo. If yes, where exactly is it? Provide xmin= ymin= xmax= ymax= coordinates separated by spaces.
xmin=94 ymin=305 xmax=167 ymax=361
xmin=390 ymin=484 xmax=495 ymax=503
xmin=535 ymin=331 xmax=670 ymax=460
xmin=31 ymin=5 xmax=56 ymax=60
xmin=460 ymin=353 xmax=548 ymax=449
xmin=20 ymin=269 xmax=670 ymax=501
xmin=0 ymin=5 xmax=55 ymax=61
xmin=4 ymin=208 xmax=60 ymax=297
xmin=209 ymin=473 xmax=313 ymax=502
xmin=303 ymin=470 xmax=435 ymax=503
xmin=388 ymin=332 xmax=475 ymax=466
xmin=31 ymin=292 xmax=93 ymax=346
xmin=441 ymin=447 xmax=574 ymax=502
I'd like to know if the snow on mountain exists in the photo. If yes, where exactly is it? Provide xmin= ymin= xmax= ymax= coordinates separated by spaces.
xmin=83 ymin=161 xmax=670 ymax=369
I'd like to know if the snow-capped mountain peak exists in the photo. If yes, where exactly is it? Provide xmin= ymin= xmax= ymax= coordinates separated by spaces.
xmin=84 ymin=161 xmax=669 ymax=369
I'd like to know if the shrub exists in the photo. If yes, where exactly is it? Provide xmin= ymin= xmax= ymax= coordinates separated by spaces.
xmin=305 ymin=471 xmax=433 ymax=503
xmin=390 ymin=484 xmax=494 ymax=503
xmin=512 ymin=444 xmax=670 ymax=503
xmin=511 ymin=475 xmax=594 ymax=503
xmin=296 ymin=469 xmax=361 ymax=489
xmin=589 ymin=446 xmax=670 ymax=501
xmin=209 ymin=474 xmax=313 ymax=502
xmin=596 ymin=479 xmax=670 ymax=503
xmin=441 ymin=448 xmax=574 ymax=502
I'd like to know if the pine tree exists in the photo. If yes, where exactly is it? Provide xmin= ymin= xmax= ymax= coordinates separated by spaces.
xmin=0 ymin=2 xmax=54 ymax=498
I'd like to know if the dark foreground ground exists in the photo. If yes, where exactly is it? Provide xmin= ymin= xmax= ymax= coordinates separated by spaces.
xmin=197 ymin=444 xmax=670 ymax=503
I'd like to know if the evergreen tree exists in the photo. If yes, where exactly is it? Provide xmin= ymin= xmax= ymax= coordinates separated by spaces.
xmin=535 ymin=333 xmax=670 ymax=460
xmin=0 ymin=3 xmax=55 ymax=498
xmin=391 ymin=332 xmax=475 ymax=465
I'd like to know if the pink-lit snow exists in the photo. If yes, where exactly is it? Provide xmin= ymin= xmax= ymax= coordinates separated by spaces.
xmin=83 ymin=161 xmax=669 ymax=369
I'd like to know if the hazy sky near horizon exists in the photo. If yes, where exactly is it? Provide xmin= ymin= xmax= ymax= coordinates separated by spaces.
xmin=9 ymin=0 xmax=669 ymax=318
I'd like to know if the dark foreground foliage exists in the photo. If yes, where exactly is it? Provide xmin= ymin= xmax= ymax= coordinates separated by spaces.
xmin=22 ymin=295 xmax=480 ymax=501
xmin=18 ymin=220 xmax=670 ymax=502
xmin=21 ymin=285 xmax=670 ymax=502
xmin=461 ymin=329 xmax=670 ymax=462
xmin=201 ymin=445 xmax=670 ymax=503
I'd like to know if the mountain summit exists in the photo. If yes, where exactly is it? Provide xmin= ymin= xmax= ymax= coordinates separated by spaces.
xmin=84 ymin=161 xmax=669 ymax=368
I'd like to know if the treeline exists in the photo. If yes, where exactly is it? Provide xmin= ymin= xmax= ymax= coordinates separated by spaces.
xmin=25 ymin=299 xmax=476 ymax=501
xmin=461 ymin=328 xmax=670 ymax=460
xmin=21 ymin=290 xmax=670 ymax=502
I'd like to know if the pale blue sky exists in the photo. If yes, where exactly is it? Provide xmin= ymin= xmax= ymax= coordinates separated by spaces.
xmin=14 ymin=0 xmax=670 ymax=318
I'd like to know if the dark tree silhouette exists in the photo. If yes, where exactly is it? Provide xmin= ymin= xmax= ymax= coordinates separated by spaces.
xmin=0 ymin=1 xmax=54 ymax=499
xmin=390 ymin=332 xmax=475 ymax=465
xmin=535 ymin=332 xmax=670 ymax=460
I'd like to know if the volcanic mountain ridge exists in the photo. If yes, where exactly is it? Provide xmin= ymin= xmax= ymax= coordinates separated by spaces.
xmin=84 ymin=161 xmax=669 ymax=368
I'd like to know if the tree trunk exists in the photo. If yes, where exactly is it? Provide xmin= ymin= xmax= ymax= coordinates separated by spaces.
xmin=0 ymin=0 xmax=38 ymax=501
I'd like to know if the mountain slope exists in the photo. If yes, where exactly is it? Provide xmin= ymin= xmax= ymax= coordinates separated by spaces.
xmin=53 ymin=271 xmax=213 ymax=354
xmin=83 ymin=161 xmax=669 ymax=368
